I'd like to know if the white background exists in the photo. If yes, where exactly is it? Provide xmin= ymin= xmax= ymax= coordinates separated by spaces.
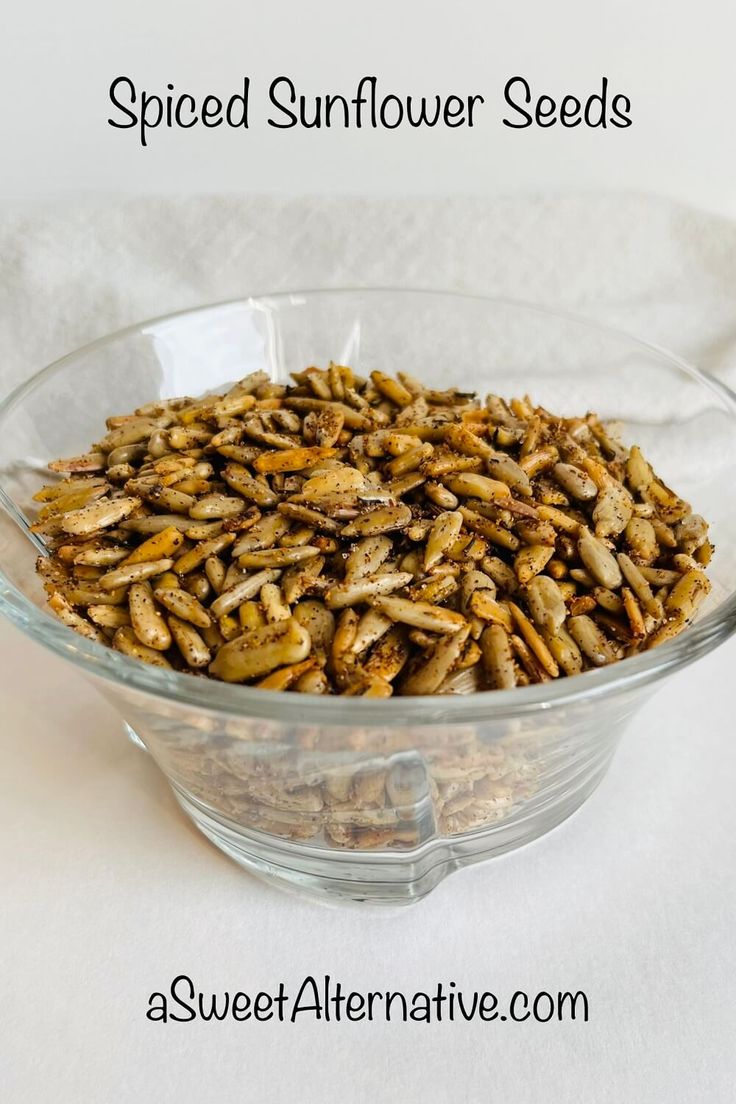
xmin=1 ymin=2 xmax=736 ymax=1101
xmin=0 ymin=0 xmax=734 ymax=216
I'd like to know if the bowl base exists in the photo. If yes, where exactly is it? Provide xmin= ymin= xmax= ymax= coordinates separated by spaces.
xmin=170 ymin=767 xmax=611 ymax=906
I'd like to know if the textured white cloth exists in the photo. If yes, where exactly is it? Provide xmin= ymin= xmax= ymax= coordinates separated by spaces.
xmin=1 ymin=193 xmax=735 ymax=1104
xmin=2 ymin=193 xmax=736 ymax=392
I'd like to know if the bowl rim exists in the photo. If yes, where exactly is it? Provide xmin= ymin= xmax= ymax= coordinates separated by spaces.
xmin=1 ymin=285 xmax=735 ymax=727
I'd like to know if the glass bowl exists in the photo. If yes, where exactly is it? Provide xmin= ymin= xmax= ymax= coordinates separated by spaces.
xmin=1 ymin=290 xmax=735 ymax=905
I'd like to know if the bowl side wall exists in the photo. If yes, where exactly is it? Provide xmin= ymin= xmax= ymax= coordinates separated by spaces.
xmin=92 ymin=667 xmax=650 ymax=896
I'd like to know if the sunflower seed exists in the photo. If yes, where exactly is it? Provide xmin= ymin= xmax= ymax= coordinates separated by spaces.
xmin=128 ymin=581 xmax=172 ymax=650
xmin=616 ymin=552 xmax=663 ymax=619
xmin=238 ymin=546 xmax=322 ymax=569
xmin=508 ymin=602 xmax=559 ymax=677
xmin=664 ymin=568 xmax=712 ymax=623
xmin=36 ymin=366 xmax=711 ymax=700
xmin=48 ymin=592 xmax=108 ymax=644
xmin=113 ymin=625 xmax=173 ymax=668
xmin=568 ymin=615 xmax=617 ymax=666
xmin=325 ymin=571 xmax=412 ymax=609
xmin=209 ymin=569 xmax=281 ymax=618
xmin=424 ymin=511 xmax=465 ymax=569
xmin=370 ymin=595 xmax=466 ymax=634
xmin=514 ymin=544 xmax=554 ymax=585
xmin=341 ymin=504 xmax=412 ymax=538
xmin=593 ymin=482 xmax=633 ymax=539
xmin=154 ymin=587 xmax=212 ymax=629
xmin=167 ymin=614 xmax=211 ymax=668
xmin=401 ymin=625 xmax=470 ymax=694
xmin=526 ymin=575 xmax=567 ymax=634
xmin=208 ymin=617 xmax=311 ymax=682
xmin=553 ymin=462 xmax=598 ymax=500
xmin=60 ymin=496 xmax=141 ymax=536
xmin=480 ymin=625 xmax=516 ymax=689
xmin=578 ymin=530 xmax=623 ymax=589
xmin=99 ymin=558 xmax=174 ymax=591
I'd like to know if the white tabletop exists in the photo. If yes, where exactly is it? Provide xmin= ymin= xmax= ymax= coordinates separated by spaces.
xmin=1 ymin=614 xmax=734 ymax=1103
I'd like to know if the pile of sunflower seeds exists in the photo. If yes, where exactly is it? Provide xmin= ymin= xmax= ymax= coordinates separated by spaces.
xmin=33 ymin=363 xmax=713 ymax=696
xmin=155 ymin=719 xmax=539 ymax=847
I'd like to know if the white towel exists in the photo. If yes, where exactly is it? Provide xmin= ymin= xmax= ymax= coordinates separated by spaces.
xmin=1 ymin=192 xmax=735 ymax=395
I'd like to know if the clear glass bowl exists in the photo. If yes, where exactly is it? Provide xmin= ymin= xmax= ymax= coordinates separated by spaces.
xmin=1 ymin=290 xmax=735 ymax=905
